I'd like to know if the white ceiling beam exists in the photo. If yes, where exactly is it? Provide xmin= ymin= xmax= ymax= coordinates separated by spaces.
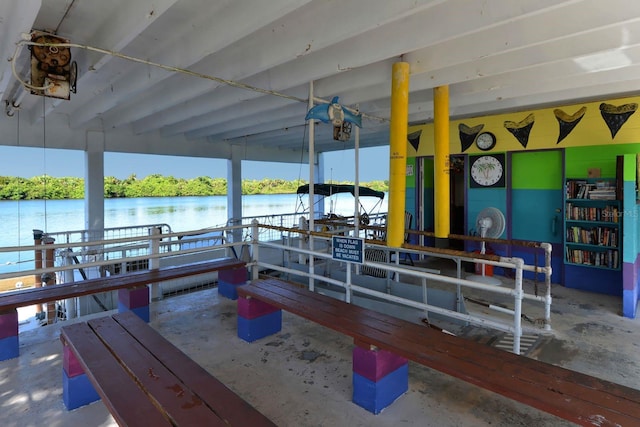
xmin=104 ymin=0 xmax=443 ymax=132
xmin=189 ymin=0 xmax=640 ymax=137
xmin=66 ymin=0 xmax=314 ymax=128
xmin=159 ymin=59 xmax=395 ymax=137
xmin=21 ymin=0 xmax=181 ymax=123
xmin=124 ymin=0 xmax=586 ymax=136
xmin=0 ymin=0 xmax=41 ymax=100
xmin=158 ymin=86 xmax=308 ymax=137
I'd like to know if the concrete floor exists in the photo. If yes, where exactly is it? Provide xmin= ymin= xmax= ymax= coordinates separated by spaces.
xmin=1 ymin=260 xmax=639 ymax=427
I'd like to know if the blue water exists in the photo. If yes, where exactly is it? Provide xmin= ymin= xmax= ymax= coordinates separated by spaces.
xmin=0 ymin=193 xmax=387 ymax=274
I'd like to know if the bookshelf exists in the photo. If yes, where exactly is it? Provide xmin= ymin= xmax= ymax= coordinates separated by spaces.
xmin=564 ymin=178 xmax=621 ymax=270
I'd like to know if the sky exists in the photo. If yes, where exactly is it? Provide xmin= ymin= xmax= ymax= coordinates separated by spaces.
xmin=0 ymin=145 xmax=390 ymax=182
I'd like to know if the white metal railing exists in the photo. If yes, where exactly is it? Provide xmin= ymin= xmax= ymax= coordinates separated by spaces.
xmin=45 ymin=223 xmax=173 ymax=244
xmin=227 ymin=212 xmax=302 ymax=242
xmin=0 ymin=225 xmax=243 ymax=283
xmin=0 ymin=219 xmax=552 ymax=354
xmin=227 ymin=211 xmax=388 ymax=243
xmin=250 ymin=220 xmax=552 ymax=355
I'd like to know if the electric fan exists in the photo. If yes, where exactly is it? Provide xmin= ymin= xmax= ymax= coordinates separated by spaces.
xmin=467 ymin=207 xmax=505 ymax=285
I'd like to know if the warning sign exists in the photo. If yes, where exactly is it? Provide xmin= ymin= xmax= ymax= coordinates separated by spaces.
xmin=332 ymin=236 xmax=364 ymax=264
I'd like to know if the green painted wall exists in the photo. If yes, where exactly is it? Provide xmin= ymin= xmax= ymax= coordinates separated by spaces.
xmin=406 ymin=157 xmax=416 ymax=188
xmin=565 ymin=144 xmax=640 ymax=178
xmin=512 ymin=150 xmax=563 ymax=189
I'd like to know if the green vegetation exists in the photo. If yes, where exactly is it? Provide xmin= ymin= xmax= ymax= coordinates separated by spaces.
xmin=0 ymin=175 xmax=389 ymax=200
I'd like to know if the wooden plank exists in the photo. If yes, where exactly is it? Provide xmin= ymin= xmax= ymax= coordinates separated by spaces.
xmin=239 ymin=279 xmax=640 ymax=426
xmin=88 ymin=316 xmax=227 ymax=426
xmin=266 ymin=281 xmax=640 ymax=423
xmin=251 ymin=279 xmax=640 ymax=405
xmin=0 ymin=258 xmax=244 ymax=311
xmin=60 ymin=322 xmax=172 ymax=427
xmin=113 ymin=311 xmax=276 ymax=427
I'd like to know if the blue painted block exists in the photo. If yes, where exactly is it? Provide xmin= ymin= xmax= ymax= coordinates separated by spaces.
xmin=118 ymin=303 xmax=150 ymax=323
xmin=237 ymin=310 xmax=282 ymax=342
xmin=63 ymin=370 xmax=100 ymax=410
xmin=130 ymin=305 xmax=150 ymax=323
xmin=623 ymin=289 xmax=638 ymax=319
xmin=564 ymin=264 xmax=622 ymax=296
xmin=218 ymin=281 xmax=240 ymax=300
xmin=352 ymin=363 xmax=408 ymax=414
xmin=0 ymin=335 xmax=19 ymax=361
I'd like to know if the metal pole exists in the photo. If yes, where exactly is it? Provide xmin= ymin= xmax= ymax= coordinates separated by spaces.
xmin=252 ymin=220 xmax=260 ymax=281
xmin=62 ymin=249 xmax=77 ymax=319
xmin=308 ymin=81 xmax=315 ymax=292
xmin=149 ymin=227 xmax=161 ymax=301
xmin=512 ymin=258 xmax=524 ymax=355
xmin=541 ymin=242 xmax=553 ymax=331
xmin=345 ymin=262 xmax=352 ymax=304
xmin=354 ymin=124 xmax=360 ymax=237
xmin=33 ymin=229 xmax=43 ymax=316
xmin=42 ymin=236 xmax=55 ymax=324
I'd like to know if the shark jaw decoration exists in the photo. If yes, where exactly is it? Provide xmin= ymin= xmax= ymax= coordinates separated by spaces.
xmin=305 ymin=96 xmax=363 ymax=141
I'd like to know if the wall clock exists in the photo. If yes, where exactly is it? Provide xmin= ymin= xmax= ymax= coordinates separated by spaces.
xmin=475 ymin=131 xmax=496 ymax=151
xmin=469 ymin=154 xmax=505 ymax=188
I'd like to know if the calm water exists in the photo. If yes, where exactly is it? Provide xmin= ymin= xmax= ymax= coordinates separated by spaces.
xmin=0 ymin=193 xmax=387 ymax=274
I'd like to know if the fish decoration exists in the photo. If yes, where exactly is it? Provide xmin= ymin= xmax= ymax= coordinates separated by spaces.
xmin=305 ymin=96 xmax=362 ymax=128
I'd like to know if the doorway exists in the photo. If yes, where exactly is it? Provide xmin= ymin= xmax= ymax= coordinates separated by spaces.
xmin=450 ymin=155 xmax=465 ymax=249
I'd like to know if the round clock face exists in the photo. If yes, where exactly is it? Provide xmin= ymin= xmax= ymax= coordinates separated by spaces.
xmin=470 ymin=155 xmax=503 ymax=187
xmin=475 ymin=132 xmax=496 ymax=151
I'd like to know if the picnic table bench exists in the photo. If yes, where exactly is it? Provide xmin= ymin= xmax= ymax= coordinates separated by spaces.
xmin=236 ymin=278 xmax=640 ymax=425
xmin=61 ymin=311 xmax=275 ymax=426
xmin=0 ymin=257 xmax=246 ymax=360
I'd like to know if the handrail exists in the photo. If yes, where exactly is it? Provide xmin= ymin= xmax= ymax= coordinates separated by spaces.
xmin=0 ymin=218 xmax=551 ymax=354
xmin=252 ymin=221 xmax=547 ymax=354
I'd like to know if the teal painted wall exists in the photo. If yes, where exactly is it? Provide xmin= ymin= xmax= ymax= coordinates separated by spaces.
xmin=467 ymin=188 xmax=507 ymax=238
xmin=511 ymin=189 xmax=562 ymax=243
xmin=511 ymin=151 xmax=563 ymax=243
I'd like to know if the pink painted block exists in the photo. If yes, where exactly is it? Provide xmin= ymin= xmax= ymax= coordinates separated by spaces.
xmin=63 ymin=345 xmax=85 ymax=378
xmin=237 ymin=296 xmax=279 ymax=320
xmin=219 ymin=267 xmax=248 ymax=285
xmin=0 ymin=309 xmax=18 ymax=340
xmin=118 ymin=286 xmax=149 ymax=309
xmin=353 ymin=345 xmax=408 ymax=382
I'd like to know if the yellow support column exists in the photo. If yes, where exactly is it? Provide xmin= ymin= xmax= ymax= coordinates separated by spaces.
xmin=387 ymin=62 xmax=410 ymax=247
xmin=433 ymin=85 xmax=450 ymax=246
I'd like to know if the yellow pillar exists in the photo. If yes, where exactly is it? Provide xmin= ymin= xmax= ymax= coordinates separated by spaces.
xmin=387 ymin=62 xmax=410 ymax=247
xmin=433 ymin=85 xmax=450 ymax=244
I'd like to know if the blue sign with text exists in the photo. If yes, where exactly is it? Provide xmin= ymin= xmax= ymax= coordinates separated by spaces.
xmin=332 ymin=236 xmax=364 ymax=264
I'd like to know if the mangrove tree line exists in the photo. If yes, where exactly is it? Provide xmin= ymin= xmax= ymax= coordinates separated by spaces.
xmin=0 ymin=174 xmax=389 ymax=200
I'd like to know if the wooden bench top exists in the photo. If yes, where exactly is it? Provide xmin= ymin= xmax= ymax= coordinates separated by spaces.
xmin=0 ymin=257 xmax=244 ymax=312
xmin=238 ymin=278 xmax=640 ymax=426
xmin=61 ymin=311 xmax=275 ymax=426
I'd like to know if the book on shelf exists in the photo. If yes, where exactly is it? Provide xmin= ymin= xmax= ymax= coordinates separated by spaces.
xmin=565 ymin=204 xmax=619 ymax=223
xmin=565 ymin=179 xmax=617 ymax=200
xmin=565 ymin=247 xmax=619 ymax=269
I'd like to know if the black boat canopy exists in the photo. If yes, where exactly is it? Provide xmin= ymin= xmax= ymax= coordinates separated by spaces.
xmin=296 ymin=184 xmax=385 ymax=200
